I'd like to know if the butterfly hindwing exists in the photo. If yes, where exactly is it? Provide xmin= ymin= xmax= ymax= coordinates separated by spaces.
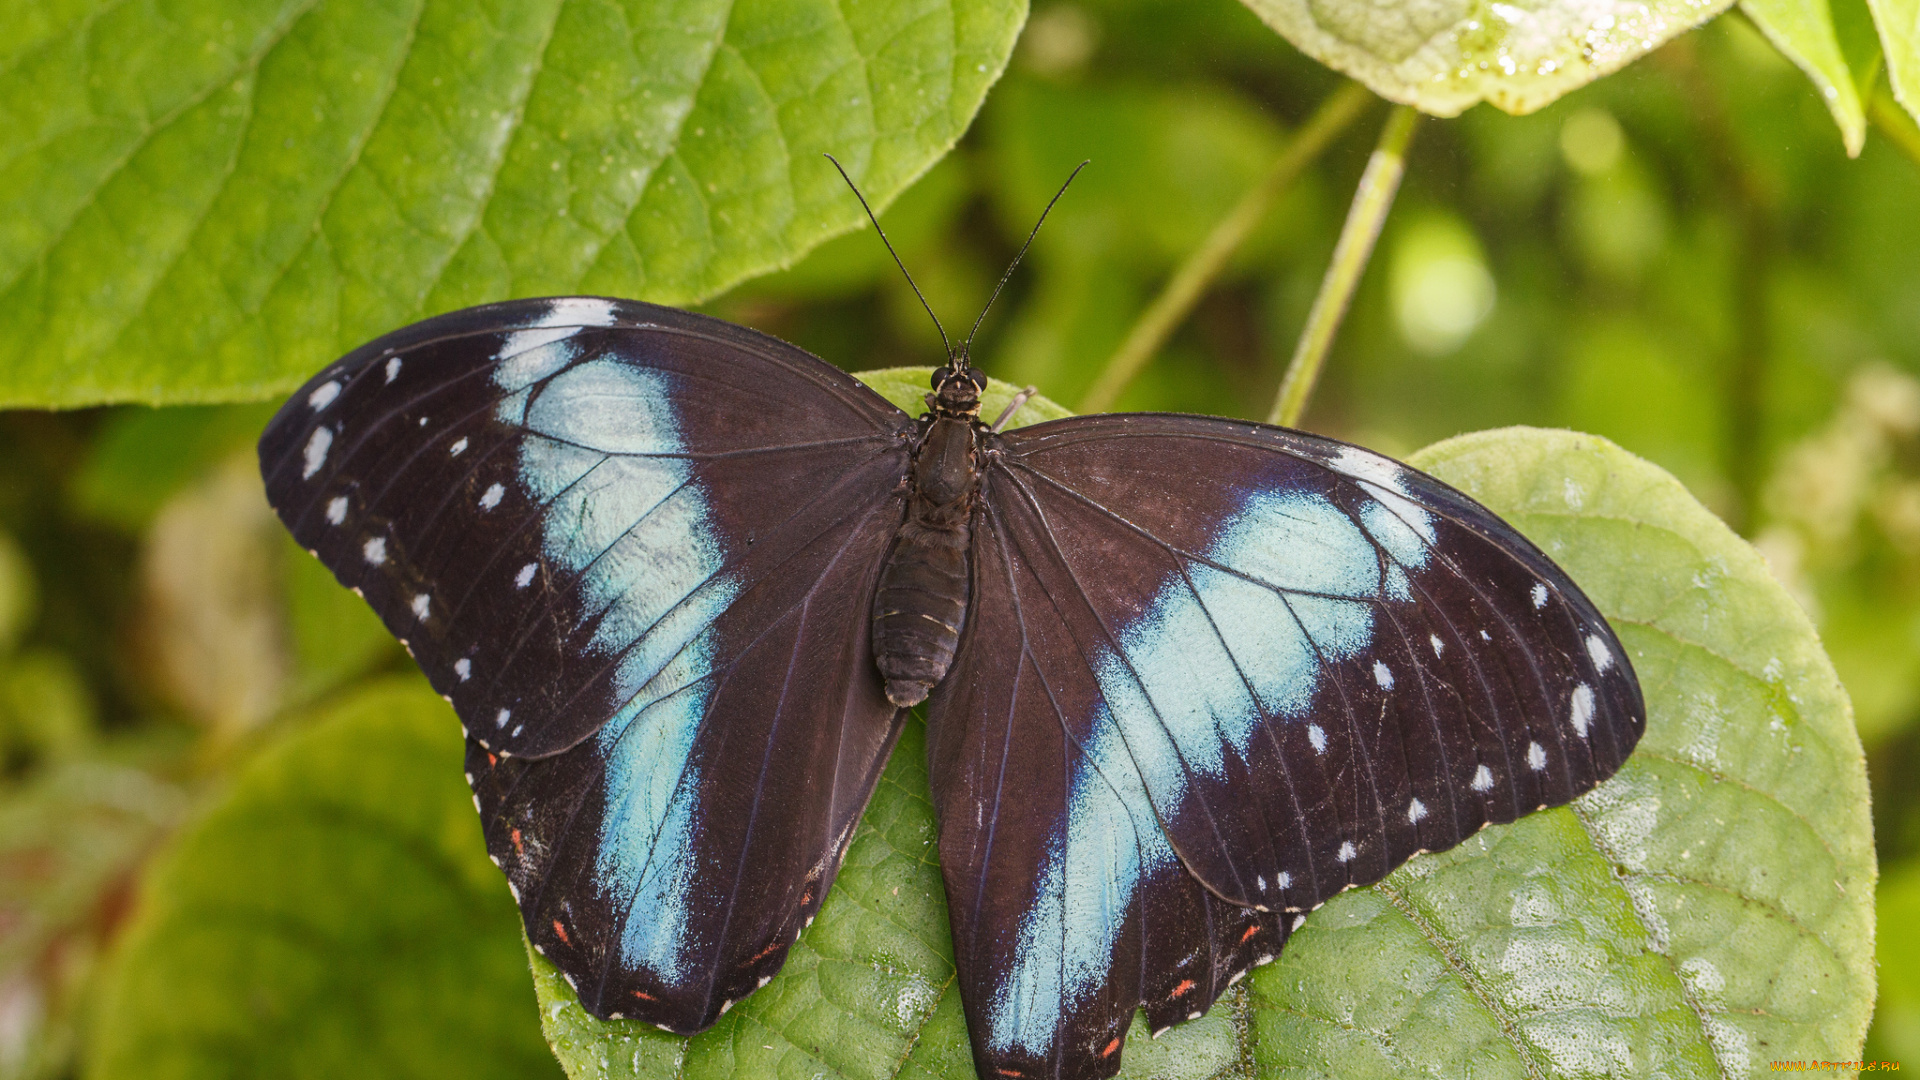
xmin=926 ymin=413 xmax=1643 ymax=1079
xmin=260 ymin=297 xmax=914 ymax=1028
xmin=927 ymin=499 xmax=1290 ymax=1077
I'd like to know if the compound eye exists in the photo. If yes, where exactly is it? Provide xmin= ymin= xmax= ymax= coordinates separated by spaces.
xmin=965 ymin=366 xmax=986 ymax=389
xmin=929 ymin=366 xmax=949 ymax=390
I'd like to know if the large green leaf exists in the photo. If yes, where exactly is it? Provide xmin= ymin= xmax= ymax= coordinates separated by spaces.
xmin=1234 ymin=0 xmax=1738 ymax=116
xmin=1267 ymin=427 xmax=1873 ymax=1077
xmin=1741 ymin=0 xmax=1868 ymax=153
xmin=87 ymin=678 xmax=562 ymax=1080
xmin=1871 ymin=0 xmax=1920 ymax=123
xmin=533 ymin=402 xmax=1872 ymax=1077
xmin=0 ymin=0 xmax=1025 ymax=409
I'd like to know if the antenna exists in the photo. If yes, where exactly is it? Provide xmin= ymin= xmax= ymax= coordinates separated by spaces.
xmin=824 ymin=154 xmax=953 ymax=360
xmin=963 ymin=160 xmax=1089 ymax=359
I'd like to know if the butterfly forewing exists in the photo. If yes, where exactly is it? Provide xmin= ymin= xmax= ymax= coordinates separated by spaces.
xmin=260 ymin=297 xmax=914 ymax=1029
xmin=922 ymin=413 xmax=1643 ymax=1079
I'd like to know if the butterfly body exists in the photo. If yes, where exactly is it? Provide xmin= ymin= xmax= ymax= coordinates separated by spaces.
xmin=260 ymin=296 xmax=1643 ymax=1080
xmin=874 ymin=370 xmax=989 ymax=707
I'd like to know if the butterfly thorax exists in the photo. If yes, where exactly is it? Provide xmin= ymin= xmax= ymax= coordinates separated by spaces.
xmin=872 ymin=367 xmax=987 ymax=707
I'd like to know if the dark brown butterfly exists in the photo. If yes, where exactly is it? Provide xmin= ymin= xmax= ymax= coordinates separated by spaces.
xmin=259 ymin=177 xmax=1640 ymax=1080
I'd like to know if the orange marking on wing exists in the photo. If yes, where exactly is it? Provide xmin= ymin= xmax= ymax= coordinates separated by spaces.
xmin=752 ymin=941 xmax=782 ymax=963
xmin=1172 ymin=979 xmax=1196 ymax=996
xmin=487 ymin=753 xmax=498 ymax=767
xmin=511 ymin=828 xmax=524 ymax=854
xmin=1240 ymin=924 xmax=1261 ymax=943
xmin=552 ymin=920 xmax=570 ymax=945
xmin=1103 ymin=1037 xmax=1122 ymax=1057
xmin=632 ymin=989 xmax=656 ymax=1001
xmin=996 ymin=1070 xmax=1022 ymax=1077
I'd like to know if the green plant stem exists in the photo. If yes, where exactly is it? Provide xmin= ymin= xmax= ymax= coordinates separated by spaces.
xmin=1871 ymin=88 xmax=1920 ymax=167
xmin=1267 ymin=105 xmax=1419 ymax=428
xmin=1076 ymin=82 xmax=1375 ymax=413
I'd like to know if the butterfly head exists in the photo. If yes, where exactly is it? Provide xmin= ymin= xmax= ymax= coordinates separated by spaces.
xmin=928 ymin=363 xmax=986 ymax=419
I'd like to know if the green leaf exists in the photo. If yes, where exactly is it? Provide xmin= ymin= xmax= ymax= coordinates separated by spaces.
xmin=534 ymin=402 xmax=1872 ymax=1077
xmin=0 ymin=0 xmax=1026 ymax=410
xmin=87 ymin=677 xmax=563 ymax=1080
xmin=1870 ymin=0 xmax=1920 ymax=123
xmin=1741 ymin=0 xmax=1868 ymax=154
xmin=1254 ymin=427 xmax=1874 ymax=1077
xmin=1234 ymin=0 xmax=1739 ymax=116
xmin=854 ymin=368 xmax=1074 ymax=428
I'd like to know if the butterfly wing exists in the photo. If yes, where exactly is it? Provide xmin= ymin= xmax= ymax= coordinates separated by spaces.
xmin=259 ymin=297 xmax=913 ymax=1027
xmin=928 ymin=505 xmax=1292 ymax=1078
xmin=929 ymin=413 xmax=1642 ymax=1080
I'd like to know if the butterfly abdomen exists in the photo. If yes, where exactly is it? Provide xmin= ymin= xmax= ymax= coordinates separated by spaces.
xmin=874 ymin=415 xmax=980 ymax=707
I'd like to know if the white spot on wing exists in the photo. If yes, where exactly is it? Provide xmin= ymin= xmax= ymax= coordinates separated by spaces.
xmin=495 ymin=708 xmax=511 ymax=728
xmin=326 ymin=496 xmax=348 ymax=525
xmin=1472 ymin=764 xmax=1494 ymax=791
xmin=1307 ymin=724 xmax=1327 ymax=753
xmin=493 ymin=299 xmax=621 ymax=369
xmin=1531 ymin=582 xmax=1549 ymax=609
xmin=1527 ymin=741 xmax=1547 ymax=770
xmin=362 ymin=537 xmax=387 ymax=565
xmin=302 ymin=427 xmax=333 ymax=479
xmin=385 ymin=357 xmax=402 ymax=383
xmin=411 ymin=593 xmax=431 ymax=620
xmin=1430 ymin=634 xmax=1444 ymax=657
xmin=1480 ymin=629 xmax=1492 ymax=641
xmin=1257 ymin=875 xmax=1267 ymax=891
xmin=1291 ymin=915 xmax=1306 ymax=931
xmin=1586 ymin=634 xmax=1614 ymax=672
xmin=1408 ymin=798 xmax=1427 ymax=823
xmin=455 ymin=658 xmax=471 ymax=682
xmin=1570 ymin=684 xmax=1595 ymax=736
xmin=515 ymin=562 xmax=537 ymax=588
xmin=1373 ymin=660 xmax=1394 ymax=690
xmin=1336 ymin=841 xmax=1356 ymax=862
xmin=1276 ymin=871 xmax=1292 ymax=890
xmin=1326 ymin=445 xmax=1409 ymax=494
xmin=480 ymin=483 xmax=505 ymax=509
xmin=308 ymin=381 xmax=341 ymax=410
xmin=450 ymin=436 xmax=469 ymax=457
xmin=543 ymin=297 xmax=619 ymax=327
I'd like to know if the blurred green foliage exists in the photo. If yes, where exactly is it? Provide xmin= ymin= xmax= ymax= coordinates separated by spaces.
xmin=0 ymin=0 xmax=1914 ymax=1073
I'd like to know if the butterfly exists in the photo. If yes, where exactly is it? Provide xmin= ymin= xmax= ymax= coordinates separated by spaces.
xmin=259 ymin=190 xmax=1642 ymax=1080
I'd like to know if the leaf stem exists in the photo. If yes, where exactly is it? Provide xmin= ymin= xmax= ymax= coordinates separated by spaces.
xmin=1871 ymin=88 xmax=1920 ymax=168
xmin=1076 ymin=82 xmax=1375 ymax=413
xmin=1267 ymin=104 xmax=1419 ymax=428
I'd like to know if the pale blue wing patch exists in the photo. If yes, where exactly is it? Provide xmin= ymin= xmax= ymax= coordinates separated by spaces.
xmin=987 ymin=717 xmax=1177 ymax=1054
xmin=497 ymin=341 xmax=737 ymax=983
xmin=1087 ymin=486 xmax=1425 ymax=808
